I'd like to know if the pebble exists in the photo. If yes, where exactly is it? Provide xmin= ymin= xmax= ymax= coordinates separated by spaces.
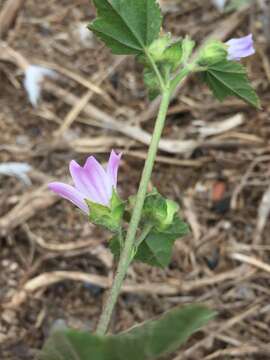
xmin=2 ymin=310 xmax=17 ymax=325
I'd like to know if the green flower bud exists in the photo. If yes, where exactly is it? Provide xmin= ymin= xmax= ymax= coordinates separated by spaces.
xmin=141 ymin=189 xmax=180 ymax=231
xmin=198 ymin=40 xmax=227 ymax=66
xmin=163 ymin=199 xmax=179 ymax=228
xmin=148 ymin=34 xmax=171 ymax=61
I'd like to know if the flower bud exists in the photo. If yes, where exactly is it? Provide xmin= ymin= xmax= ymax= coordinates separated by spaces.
xmin=198 ymin=40 xmax=227 ymax=66
xmin=148 ymin=34 xmax=171 ymax=61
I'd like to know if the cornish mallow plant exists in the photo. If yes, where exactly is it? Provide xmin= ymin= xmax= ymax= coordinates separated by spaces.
xmin=40 ymin=1 xmax=259 ymax=359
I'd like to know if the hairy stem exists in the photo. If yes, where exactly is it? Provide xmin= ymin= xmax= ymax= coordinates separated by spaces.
xmin=135 ymin=223 xmax=153 ymax=247
xmin=170 ymin=66 xmax=193 ymax=94
xmin=145 ymin=49 xmax=166 ymax=90
xmin=96 ymin=87 xmax=171 ymax=335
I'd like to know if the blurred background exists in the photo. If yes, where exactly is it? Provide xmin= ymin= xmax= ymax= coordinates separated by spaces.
xmin=1 ymin=0 xmax=270 ymax=359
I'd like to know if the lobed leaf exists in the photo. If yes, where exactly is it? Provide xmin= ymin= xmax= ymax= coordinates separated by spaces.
xmin=88 ymin=0 xmax=162 ymax=55
xmin=135 ymin=232 xmax=176 ymax=267
xmin=201 ymin=60 xmax=260 ymax=108
xmin=39 ymin=305 xmax=216 ymax=360
xmin=135 ymin=216 xmax=189 ymax=268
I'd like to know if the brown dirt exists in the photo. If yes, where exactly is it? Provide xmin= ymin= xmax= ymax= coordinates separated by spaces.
xmin=1 ymin=0 xmax=270 ymax=359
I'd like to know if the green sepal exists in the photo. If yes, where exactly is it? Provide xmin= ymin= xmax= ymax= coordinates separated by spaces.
xmin=87 ymin=190 xmax=125 ymax=232
xmin=200 ymin=60 xmax=260 ymax=108
xmin=181 ymin=36 xmax=196 ymax=64
xmin=39 ymin=305 xmax=216 ymax=360
xmin=162 ymin=40 xmax=183 ymax=70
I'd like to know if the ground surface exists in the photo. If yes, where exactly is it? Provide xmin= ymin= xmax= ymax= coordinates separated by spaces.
xmin=1 ymin=0 xmax=270 ymax=359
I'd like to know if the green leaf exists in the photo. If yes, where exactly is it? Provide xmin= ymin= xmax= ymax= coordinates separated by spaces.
xmin=39 ymin=305 xmax=216 ymax=360
xmin=201 ymin=60 xmax=260 ymax=108
xmin=135 ymin=231 xmax=176 ymax=267
xmin=88 ymin=0 xmax=162 ymax=55
xmin=109 ymin=215 xmax=189 ymax=268
xmin=135 ymin=215 xmax=189 ymax=267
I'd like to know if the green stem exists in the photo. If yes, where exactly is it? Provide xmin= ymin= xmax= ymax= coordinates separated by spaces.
xmin=96 ymin=87 xmax=171 ymax=336
xmin=145 ymin=49 xmax=166 ymax=91
xmin=170 ymin=65 xmax=194 ymax=94
xmin=135 ymin=223 xmax=153 ymax=247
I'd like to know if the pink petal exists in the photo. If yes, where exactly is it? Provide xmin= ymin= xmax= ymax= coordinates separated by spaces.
xmin=226 ymin=34 xmax=255 ymax=61
xmin=83 ymin=156 xmax=112 ymax=205
xmin=226 ymin=34 xmax=253 ymax=47
xmin=69 ymin=160 xmax=103 ymax=204
xmin=48 ymin=182 xmax=89 ymax=214
xmin=107 ymin=150 xmax=122 ymax=187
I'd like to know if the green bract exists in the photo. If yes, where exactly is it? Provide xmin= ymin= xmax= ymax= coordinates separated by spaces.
xmin=39 ymin=305 xmax=216 ymax=360
xmin=87 ymin=190 xmax=125 ymax=232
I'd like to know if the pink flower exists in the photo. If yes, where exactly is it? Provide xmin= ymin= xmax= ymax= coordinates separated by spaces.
xmin=48 ymin=150 xmax=122 ymax=214
xmin=226 ymin=34 xmax=255 ymax=61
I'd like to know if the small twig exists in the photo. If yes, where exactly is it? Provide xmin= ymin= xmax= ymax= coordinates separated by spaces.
xmin=230 ymin=252 xmax=270 ymax=273
xmin=54 ymin=56 xmax=126 ymax=137
xmin=4 ymin=265 xmax=256 ymax=309
xmin=254 ymin=184 xmax=270 ymax=244
xmin=231 ymin=155 xmax=270 ymax=209
xmin=203 ymin=345 xmax=270 ymax=359
xmin=0 ymin=0 xmax=25 ymax=39
xmin=0 ymin=184 xmax=57 ymax=237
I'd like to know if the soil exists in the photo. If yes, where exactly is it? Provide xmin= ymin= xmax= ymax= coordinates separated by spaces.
xmin=1 ymin=0 xmax=270 ymax=359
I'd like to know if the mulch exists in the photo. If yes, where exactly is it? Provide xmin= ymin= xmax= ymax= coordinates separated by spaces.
xmin=1 ymin=0 xmax=270 ymax=359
